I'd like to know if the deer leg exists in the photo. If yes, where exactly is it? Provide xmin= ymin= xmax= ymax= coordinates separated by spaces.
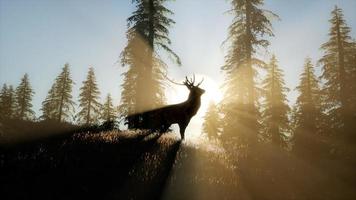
xmin=178 ymin=122 xmax=187 ymax=140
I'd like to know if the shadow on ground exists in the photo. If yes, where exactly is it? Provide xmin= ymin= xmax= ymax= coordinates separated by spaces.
xmin=1 ymin=123 xmax=182 ymax=200
xmin=1 ymin=120 xmax=355 ymax=200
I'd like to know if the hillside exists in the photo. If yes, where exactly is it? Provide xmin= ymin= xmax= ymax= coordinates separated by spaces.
xmin=1 ymin=126 xmax=355 ymax=200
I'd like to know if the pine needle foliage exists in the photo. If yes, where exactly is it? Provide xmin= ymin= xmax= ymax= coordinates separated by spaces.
xmin=102 ymin=93 xmax=117 ymax=122
xmin=293 ymin=57 xmax=324 ymax=156
xmin=202 ymin=102 xmax=220 ymax=139
xmin=261 ymin=55 xmax=290 ymax=147
xmin=54 ymin=63 xmax=75 ymax=122
xmin=77 ymin=67 xmax=101 ymax=125
xmin=14 ymin=74 xmax=35 ymax=120
xmin=0 ymin=84 xmax=16 ymax=120
xmin=220 ymin=0 xmax=278 ymax=154
xmin=319 ymin=6 xmax=355 ymax=132
xmin=119 ymin=0 xmax=180 ymax=128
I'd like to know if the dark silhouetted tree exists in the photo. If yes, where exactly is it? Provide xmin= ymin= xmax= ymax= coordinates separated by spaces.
xmin=120 ymin=0 xmax=180 ymax=128
xmin=319 ymin=6 xmax=355 ymax=135
xmin=40 ymin=84 xmax=58 ymax=120
xmin=14 ymin=74 xmax=35 ymax=120
xmin=220 ymin=0 xmax=278 ymax=155
xmin=54 ymin=63 xmax=75 ymax=122
xmin=293 ymin=57 xmax=323 ymax=156
xmin=102 ymin=93 xmax=116 ymax=122
xmin=0 ymin=84 xmax=16 ymax=120
xmin=77 ymin=67 xmax=101 ymax=125
xmin=202 ymin=102 xmax=220 ymax=139
xmin=261 ymin=55 xmax=290 ymax=148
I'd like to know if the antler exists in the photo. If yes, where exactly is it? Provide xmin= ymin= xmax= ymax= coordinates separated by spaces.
xmin=197 ymin=77 xmax=204 ymax=86
xmin=184 ymin=76 xmax=195 ymax=88
xmin=163 ymin=72 xmax=185 ymax=86
xmin=164 ymin=72 xmax=204 ymax=88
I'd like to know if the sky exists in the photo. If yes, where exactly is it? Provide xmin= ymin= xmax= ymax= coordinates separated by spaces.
xmin=0 ymin=0 xmax=355 ymax=137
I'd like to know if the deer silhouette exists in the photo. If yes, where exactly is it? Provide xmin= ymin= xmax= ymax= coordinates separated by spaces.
xmin=127 ymin=75 xmax=205 ymax=139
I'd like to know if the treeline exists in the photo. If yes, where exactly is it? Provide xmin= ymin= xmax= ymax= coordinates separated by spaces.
xmin=1 ymin=0 xmax=355 ymax=161
xmin=201 ymin=2 xmax=356 ymax=163
xmin=0 ymin=64 xmax=117 ymax=125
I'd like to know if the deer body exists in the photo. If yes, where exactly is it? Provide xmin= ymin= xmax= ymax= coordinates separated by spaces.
xmin=127 ymin=76 xmax=205 ymax=139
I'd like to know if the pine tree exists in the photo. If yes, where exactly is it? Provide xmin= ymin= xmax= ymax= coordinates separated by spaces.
xmin=0 ymin=84 xmax=16 ymax=120
xmin=319 ymin=6 xmax=354 ymax=134
xmin=14 ymin=74 xmax=35 ymax=120
xmin=261 ymin=55 xmax=290 ymax=148
xmin=77 ymin=67 xmax=101 ymax=125
xmin=40 ymin=83 xmax=58 ymax=120
xmin=55 ymin=63 xmax=75 ymax=122
xmin=293 ymin=57 xmax=323 ymax=156
xmin=202 ymin=102 xmax=220 ymax=139
xmin=118 ymin=59 xmax=139 ymax=126
xmin=349 ymin=41 xmax=356 ymax=127
xmin=102 ymin=94 xmax=117 ymax=122
xmin=220 ymin=0 xmax=278 ymax=154
xmin=120 ymin=0 xmax=180 ymax=128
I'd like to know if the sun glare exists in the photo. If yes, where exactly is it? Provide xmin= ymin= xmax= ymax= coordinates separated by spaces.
xmin=166 ymin=74 xmax=222 ymax=114
xmin=166 ymin=74 xmax=223 ymax=140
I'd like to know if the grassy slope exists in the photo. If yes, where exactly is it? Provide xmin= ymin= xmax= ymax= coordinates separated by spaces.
xmin=1 ymin=121 xmax=355 ymax=200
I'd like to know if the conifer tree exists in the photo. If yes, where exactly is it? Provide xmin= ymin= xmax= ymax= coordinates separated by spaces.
xmin=77 ymin=67 xmax=101 ymax=125
xmin=261 ymin=55 xmax=290 ymax=147
xmin=293 ymin=57 xmax=323 ymax=156
xmin=55 ymin=63 xmax=75 ymax=122
xmin=319 ymin=6 xmax=355 ymax=134
xmin=120 ymin=0 xmax=180 ymax=128
xmin=0 ymin=84 xmax=16 ymax=120
xmin=15 ymin=74 xmax=35 ymax=120
xmin=102 ymin=94 xmax=117 ymax=122
xmin=220 ymin=0 xmax=278 ymax=154
xmin=40 ymin=84 xmax=58 ymax=120
xmin=202 ymin=102 xmax=220 ymax=139
xmin=349 ymin=41 xmax=356 ymax=124
xmin=118 ymin=60 xmax=139 ymax=126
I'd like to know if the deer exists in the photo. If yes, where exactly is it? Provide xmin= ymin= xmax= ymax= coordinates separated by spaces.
xmin=126 ymin=75 xmax=205 ymax=140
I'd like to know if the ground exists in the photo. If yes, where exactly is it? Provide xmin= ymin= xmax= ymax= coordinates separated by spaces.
xmin=1 ymin=126 xmax=355 ymax=200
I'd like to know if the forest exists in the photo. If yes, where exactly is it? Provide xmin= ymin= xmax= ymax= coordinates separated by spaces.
xmin=0 ymin=0 xmax=356 ymax=200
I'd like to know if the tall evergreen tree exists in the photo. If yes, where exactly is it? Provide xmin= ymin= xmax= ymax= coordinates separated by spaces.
xmin=77 ymin=67 xmax=101 ymax=125
xmin=55 ymin=63 xmax=75 ymax=122
xmin=102 ymin=94 xmax=117 ymax=122
xmin=319 ymin=6 xmax=355 ymax=134
xmin=202 ymin=102 xmax=220 ymax=139
xmin=0 ymin=84 xmax=10 ymax=119
xmin=220 ymin=0 xmax=277 ymax=154
xmin=349 ymin=41 xmax=356 ymax=125
xmin=40 ymin=84 xmax=58 ymax=120
xmin=120 ymin=0 xmax=180 ymax=128
xmin=0 ymin=84 xmax=16 ymax=120
xmin=118 ymin=57 xmax=139 ymax=125
xmin=293 ymin=57 xmax=323 ymax=156
xmin=15 ymin=74 xmax=35 ymax=120
xmin=261 ymin=55 xmax=290 ymax=148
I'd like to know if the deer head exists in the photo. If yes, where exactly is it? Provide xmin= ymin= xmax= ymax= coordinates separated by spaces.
xmin=182 ymin=74 xmax=205 ymax=98
xmin=164 ymin=73 xmax=205 ymax=102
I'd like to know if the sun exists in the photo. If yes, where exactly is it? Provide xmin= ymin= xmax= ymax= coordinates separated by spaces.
xmin=199 ymin=76 xmax=224 ymax=106
xmin=166 ymin=74 xmax=223 ymax=113
xmin=165 ymin=74 xmax=223 ymax=140
xmin=166 ymin=74 xmax=223 ymax=117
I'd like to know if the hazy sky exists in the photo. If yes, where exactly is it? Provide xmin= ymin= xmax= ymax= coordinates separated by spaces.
xmin=0 ymin=0 xmax=355 ymax=136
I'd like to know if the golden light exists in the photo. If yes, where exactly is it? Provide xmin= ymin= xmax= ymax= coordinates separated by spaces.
xmin=166 ymin=74 xmax=223 ymax=141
